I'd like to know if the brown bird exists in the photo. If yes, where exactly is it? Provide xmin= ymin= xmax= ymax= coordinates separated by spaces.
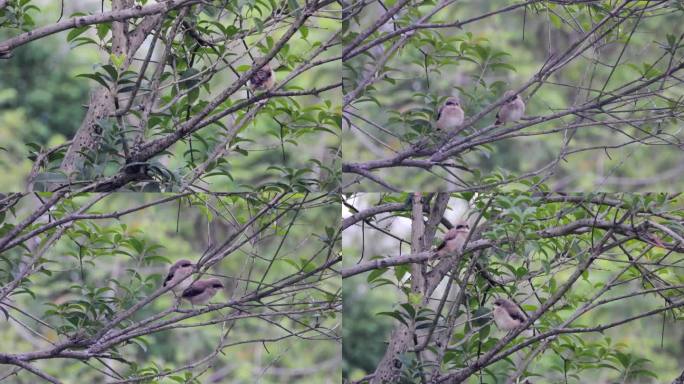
xmin=435 ymin=223 xmax=470 ymax=256
xmin=495 ymin=90 xmax=525 ymax=125
xmin=435 ymin=96 xmax=465 ymax=133
xmin=492 ymin=298 xmax=526 ymax=331
xmin=163 ymin=259 xmax=195 ymax=291
xmin=249 ymin=63 xmax=275 ymax=91
xmin=181 ymin=278 xmax=224 ymax=305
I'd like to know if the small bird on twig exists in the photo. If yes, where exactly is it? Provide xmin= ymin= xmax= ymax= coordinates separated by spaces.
xmin=492 ymin=298 xmax=526 ymax=332
xmin=249 ymin=63 xmax=275 ymax=91
xmin=181 ymin=278 xmax=224 ymax=305
xmin=495 ymin=90 xmax=525 ymax=125
xmin=435 ymin=96 xmax=465 ymax=134
xmin=163 ymin=259 xmax=195 ymax=292
xmin=435 ymin=222 xmax=470 ymax=257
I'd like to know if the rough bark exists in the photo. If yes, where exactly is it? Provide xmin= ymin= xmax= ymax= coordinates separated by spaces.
xmin=59 ymin=0 xmax=160 ymax=182
xmin=371 ymin=193 xmax=452 ymax=383
xmin=60 ymin=88 xmax=115 ymax=179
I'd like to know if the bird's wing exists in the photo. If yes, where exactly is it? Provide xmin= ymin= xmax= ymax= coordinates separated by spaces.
xmin=509 ymin=308 xmax=526 ymax=323
xmin=181 ymin=285 xmax=204 ymax=298
xmin=250 ymin=68 xmax=272 ymax=88
xmin=436 ymin=105 xmax=444 ymax=121
xmin=443 ymin=228 xmax=458 ymax=241
xmin=495 ymin=105 xmax=507 ymax=125
xmin=436 ymin=228 xmax=457 ymax=251
xmin=162 ymin=270 xmax=175 ymax=286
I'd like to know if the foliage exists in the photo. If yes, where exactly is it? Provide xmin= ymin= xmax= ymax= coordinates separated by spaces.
xmin=342 ymin=192 xmax=684 ymax=383
xmin=0 ymin=191 xmax=341 ymax=383
xmin=0 ymin=0 xmax=340 ymax=192
xmin=342 ymin=276 xmax=395 ymax=378
xmin=343 ymin=1 xmax=684 ymax=192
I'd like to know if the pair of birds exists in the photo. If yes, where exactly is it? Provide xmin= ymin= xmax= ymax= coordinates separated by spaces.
xmin=162 ymin=260 xmax=224 ymax=305
xmin=434 ymin=223 xmax=527 ymax=331
xmin=435 ymin=90 xmax=526 ymax=133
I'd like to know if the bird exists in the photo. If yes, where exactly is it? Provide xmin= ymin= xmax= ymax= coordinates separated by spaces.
xmin=162 ymin=259 xmax=195 ymax=292
xmin=491 ymin=298 xmax=526 ymax=331
xmin=249 ymin=63 xmax=275 ymax=91
xmin=435 ymin=223 xmax=470 ymax=256
xmin=435 ymin=96 xmax=465 ymax=133
xmin=494 ymin=90 xmax=525 ymax=125
xmin=181 ymin=278 xmax=224 ymax=305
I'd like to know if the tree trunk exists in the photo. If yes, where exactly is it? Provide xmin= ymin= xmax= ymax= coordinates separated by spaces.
xmin=371 ymin=193 xmax=454 ymax=383
xmin=58 ymin=0 xmax=161 ymax=185
xmin=60 ymin=87 xmax=115 ymax=179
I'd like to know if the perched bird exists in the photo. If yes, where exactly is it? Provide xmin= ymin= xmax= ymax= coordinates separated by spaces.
xmin=435 ymin=96 xmax=465 ymax=133
xmin=435 ymin=223 xmax=470 ymax=256
xmin=494 ymin=90 xmax=525 ymax=125
xmin=492 ymin=298 xmax=526 ymax=331
xmin=162 ymin=259 xmax=195 ymax=291
xmin=249 ymin=63 xmax=275 ymax=91
xmin=181 ymin=278 xmax=224 ymax=305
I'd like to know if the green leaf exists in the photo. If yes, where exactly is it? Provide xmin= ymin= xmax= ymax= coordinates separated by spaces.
xmin=367 ymin=267 xmax=387 ymax=283
xmin=66 ymin=26 xmax=89 ymax=42
xmin=299 ymin=26 xmax=309 ymax=39
xmin=101 ymin=64 xmax=119 ymax=82
xmin=109 ymin=53 xmax=125 ymax=70
xmin=377 ymin=311 xmax=409 ymax=327
xmin=76 ymin=72 xmax=110 ymax=89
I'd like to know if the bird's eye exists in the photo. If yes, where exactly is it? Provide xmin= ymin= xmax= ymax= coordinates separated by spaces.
xmin=182 ymin=263 xmax=191 ymax=267
xmin=213 ymin=284 xmax=223 ymax=288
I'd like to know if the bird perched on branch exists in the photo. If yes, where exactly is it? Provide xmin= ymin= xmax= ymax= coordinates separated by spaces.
xmin=435 ymin=96 xmax=465 ymax=134
xmin=163 ymin=259 xmax=195 ymax=292
xmin=181 ymin=278 xmax=224 ymax=305
xmin=435 ymin=223 xmax=470 ymax=256
xmin=492 ymin=298 xmax=526 ymax=331
xmin=249 ymin=63 xmax=275 ymax=91
xmin=495 ymin=90 xmax=525 ymax=125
